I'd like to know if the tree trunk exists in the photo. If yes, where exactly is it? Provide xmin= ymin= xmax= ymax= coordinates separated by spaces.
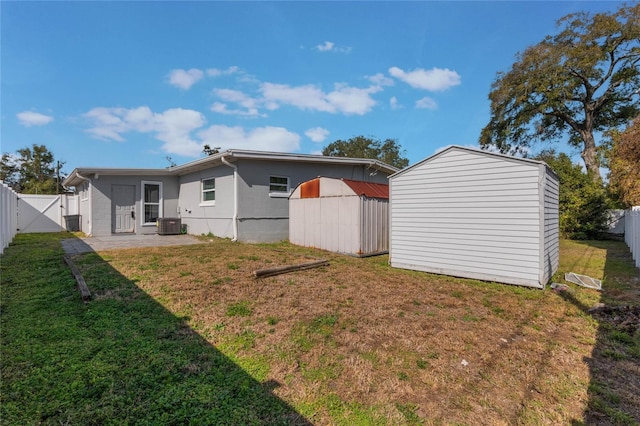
xmin=581 ymin=132 xmax=601 ymax=181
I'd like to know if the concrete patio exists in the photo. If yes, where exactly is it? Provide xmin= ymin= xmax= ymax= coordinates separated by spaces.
xmin=61 ymin=234 xmax=204 ymax=255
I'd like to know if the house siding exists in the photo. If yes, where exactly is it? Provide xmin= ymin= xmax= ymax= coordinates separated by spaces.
xmin=178 ymin=168 xmax=235 ymax=238
xmin=64 ymin=150 xmax=397 ymax=242
xmin=235 ymin=159 xmax=389 ymax=243
xmin=85 ymin=175 xmax=179 ymax=236
xmin=390 ymin=147 xmax=555 ymax=288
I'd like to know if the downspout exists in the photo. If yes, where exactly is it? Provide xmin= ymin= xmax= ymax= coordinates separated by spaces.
xmin=75 ymin=172 xmax=93 ymax=236
xmin=220 ymin=156 xmax=238 ymax=242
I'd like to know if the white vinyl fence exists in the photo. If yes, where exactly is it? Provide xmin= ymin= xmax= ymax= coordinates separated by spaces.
xmin=0 ymin=186 xmax=79 ymax=255
xmin=625 ymin=206 xmax=640 ymax=268
xmin=1 ymin=182 xmax=19 ymax=255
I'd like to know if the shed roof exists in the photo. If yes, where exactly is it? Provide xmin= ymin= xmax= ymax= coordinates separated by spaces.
xmin=342 ymin=179 xmax=389 ymax=199
xmin=389 ymin=145 xmax=557 ymax=180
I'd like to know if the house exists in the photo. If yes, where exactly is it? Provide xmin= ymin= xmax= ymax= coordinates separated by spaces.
xmin=289 ymin=177 xmax=389 ymax=256
xmin=389 ymin=145 xmax=559 ymax=288
xmin=63 ymin=149 xmax=397 ymax=242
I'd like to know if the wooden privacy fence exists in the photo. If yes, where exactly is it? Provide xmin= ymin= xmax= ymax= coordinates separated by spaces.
xmin=0 ymin=187 xmax=80 ymax=255
xmin=625 ymin=206 xmax=640 ymax=268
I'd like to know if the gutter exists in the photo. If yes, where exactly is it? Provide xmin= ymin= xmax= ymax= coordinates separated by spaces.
xmin=220 ymin=156 xmax=239 ymax=242
xmin=75 ymin=172 xmax=93 ymax=236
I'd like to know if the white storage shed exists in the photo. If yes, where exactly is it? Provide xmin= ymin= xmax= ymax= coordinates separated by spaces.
xmin=389 ymin=146 xmax=559 ymax=288
xmin=289 ymin=177 xmax=389 ymax=256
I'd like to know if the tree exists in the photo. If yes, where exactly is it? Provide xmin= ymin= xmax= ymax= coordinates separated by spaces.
xmin=536 ymin=150 xmax=610 ymax=239
xmin=606 ymin=116 xmax=640 ymax=207
xmin=0 ymin=144 xmax=65 ymax=194
xmin=480 ymin=4 xmax=640 ymax=180
xmin=0 ymin=153 xmax=19 ymax=188
xmin=322 ymin=136 xmax=409 ymax=169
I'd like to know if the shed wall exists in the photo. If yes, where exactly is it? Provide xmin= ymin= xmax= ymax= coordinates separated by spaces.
xmin=543 ymin=168 xmax=560 ymax=283
xmin=390 ymin=148 xmax=544 ymax=287
xmin=289 ymin=196 xmax=362 ymax=254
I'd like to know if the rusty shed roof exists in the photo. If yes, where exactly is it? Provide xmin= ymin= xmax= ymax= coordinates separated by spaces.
xmin=342 ymin=178 xmax=389 ymax=199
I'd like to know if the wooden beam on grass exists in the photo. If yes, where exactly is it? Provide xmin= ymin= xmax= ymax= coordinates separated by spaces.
xmin=63 ymin=254 xmax=92 ymax=302
xmin=254 ymin=259 xmax=329 ymax=278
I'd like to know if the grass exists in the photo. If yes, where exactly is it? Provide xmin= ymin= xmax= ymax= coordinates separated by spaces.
xmin=1 ymin=234 xmax=638 ymax=425
xmin=0 ymin=233 xmax=307 ymax=425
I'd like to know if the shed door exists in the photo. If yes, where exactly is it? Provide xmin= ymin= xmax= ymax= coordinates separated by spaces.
xmin=112 ymin=185 xmax=135 ymax=234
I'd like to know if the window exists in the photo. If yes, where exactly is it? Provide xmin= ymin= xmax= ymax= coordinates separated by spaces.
xmin=269 ymin=176 xmax=289 ymax=197
xmin=142 ymin=181 xmax=162 ymax=225
xmin=200 ymin=178 xmax=216 ymax=206
xmin=80 ymin=182 xmax=89 ymax=201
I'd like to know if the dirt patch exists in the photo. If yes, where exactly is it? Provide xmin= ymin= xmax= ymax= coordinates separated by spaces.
xmin=590 ymin=305 xmax=640 ymax=334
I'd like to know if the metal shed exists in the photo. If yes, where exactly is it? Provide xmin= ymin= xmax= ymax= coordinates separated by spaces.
xmin=289 ymin=177 xmax=389 ymax=256
xmin=389 ymin=146 xmax=559 ymax=288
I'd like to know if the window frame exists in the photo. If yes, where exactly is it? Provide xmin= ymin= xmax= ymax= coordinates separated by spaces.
xmin=80 ymin=181 xmax=89 ymax=201
xmin=141 ymin=180 xmax=163 ymax=226
xmin=269 ymin=175 xmax=290 ymax=198
xmin=200 ymin=177 xmax=216 ymax=206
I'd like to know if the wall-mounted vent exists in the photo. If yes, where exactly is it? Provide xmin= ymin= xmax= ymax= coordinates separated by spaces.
xmin=157 ymin=218 xmax=181 ymax=235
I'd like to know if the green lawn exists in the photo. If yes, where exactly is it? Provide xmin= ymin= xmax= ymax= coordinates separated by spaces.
xmin=0 ymin=233 xmax=308 ymax=425
xmin=1 ymin=234 xmax=638 ymax=425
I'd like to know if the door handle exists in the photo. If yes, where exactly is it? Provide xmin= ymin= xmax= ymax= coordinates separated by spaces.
xmin=131 ymin=211 xmax=135 ymax=219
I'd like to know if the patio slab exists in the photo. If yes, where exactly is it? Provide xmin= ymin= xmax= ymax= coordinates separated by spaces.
xmin=61 ymin=234 xmax=204 ymax=255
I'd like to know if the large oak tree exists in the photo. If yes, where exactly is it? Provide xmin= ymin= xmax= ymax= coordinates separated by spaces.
xmin=480 ymin=4 xmax=640 ymax=179
xmin=607 ymin=116 xmax=640 ymax=207
xmin=322 ymin=136 xmax=409 ymax=169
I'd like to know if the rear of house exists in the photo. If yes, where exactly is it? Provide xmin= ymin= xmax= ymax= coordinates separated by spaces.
xmin=64 ymin=150 xmax=396 ymax=242
xmin=389 ymin=146 xmax=559 ymax=288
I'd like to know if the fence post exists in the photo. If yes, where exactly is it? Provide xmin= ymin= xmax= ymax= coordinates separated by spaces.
xmin=625 ymin=206 xmax=640 ymax=268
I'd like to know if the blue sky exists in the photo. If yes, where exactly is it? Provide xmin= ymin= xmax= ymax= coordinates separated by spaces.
xmin=1 ymin=1 xmax=625 ymax=173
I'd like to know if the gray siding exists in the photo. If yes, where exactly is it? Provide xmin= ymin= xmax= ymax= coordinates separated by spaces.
xmin=84 ymin=175 xmax=179 ymax=236
xmin=390 ymin=148 xmax=546 ymax=288
xmin=542 ymin=168 xmax=560 ymax=284
xmin=178 ymin=167 xmax=235 ymax=238
xmin=173 ymin=159 xmax=389 ymax=243
xmin=235 ymin=159 xmax=389 ymax=243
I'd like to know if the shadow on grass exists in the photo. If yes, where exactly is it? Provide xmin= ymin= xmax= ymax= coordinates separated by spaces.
xmin=1 ymin=233 xmax=311 ymax=425
xmin=558 ymin=240 xmax=640 ymax=426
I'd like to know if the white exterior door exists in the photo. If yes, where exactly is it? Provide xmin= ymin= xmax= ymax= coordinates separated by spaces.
xmin=112 ymin=185 xmax=135 ymax=233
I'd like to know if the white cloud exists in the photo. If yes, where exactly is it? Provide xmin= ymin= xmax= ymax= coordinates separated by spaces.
xmin=84 ymin=106 xmax=206 ymax=157
xmin=17 ymin=111 xmax=54 ymax=127
xmin=168 ymin=68 xmax=204 ymax=90
xmin=206 ymin=66 xmax=239 ymax=77
xmin=305 ymin=127 xmax=330 ymax=143
xmin=198 ymin=125 xmax=300 ymax=152
xmin=315 ymin=41 xmax=352 ymax=54
xmin=211 ymin=102 xmax=263 ymax=117
xmin=389 ymin=66 xmax=461 ymax=91
xmin=261 ymin=83 xmax=334 ymax=112
xmin=368 ymin=73 xmax=394 ymax=87
xmin=390 ymin=96 xmax=401 ymax=110
xmin=260 ymin=82 xmax=379 ymax=115
xmin=415 ymin=96 xmax=438 ymax=110
xmin=326 ymin=84 xmax=380 ymax=115
xmin=211 ymin=89 xmax=263 ymax=116
xmin=316 ymin=41 xmax=335 ymax=52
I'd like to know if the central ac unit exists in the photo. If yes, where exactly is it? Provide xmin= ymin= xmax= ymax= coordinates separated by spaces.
xmin=157 ymin=218 xmax=181 ymax=235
